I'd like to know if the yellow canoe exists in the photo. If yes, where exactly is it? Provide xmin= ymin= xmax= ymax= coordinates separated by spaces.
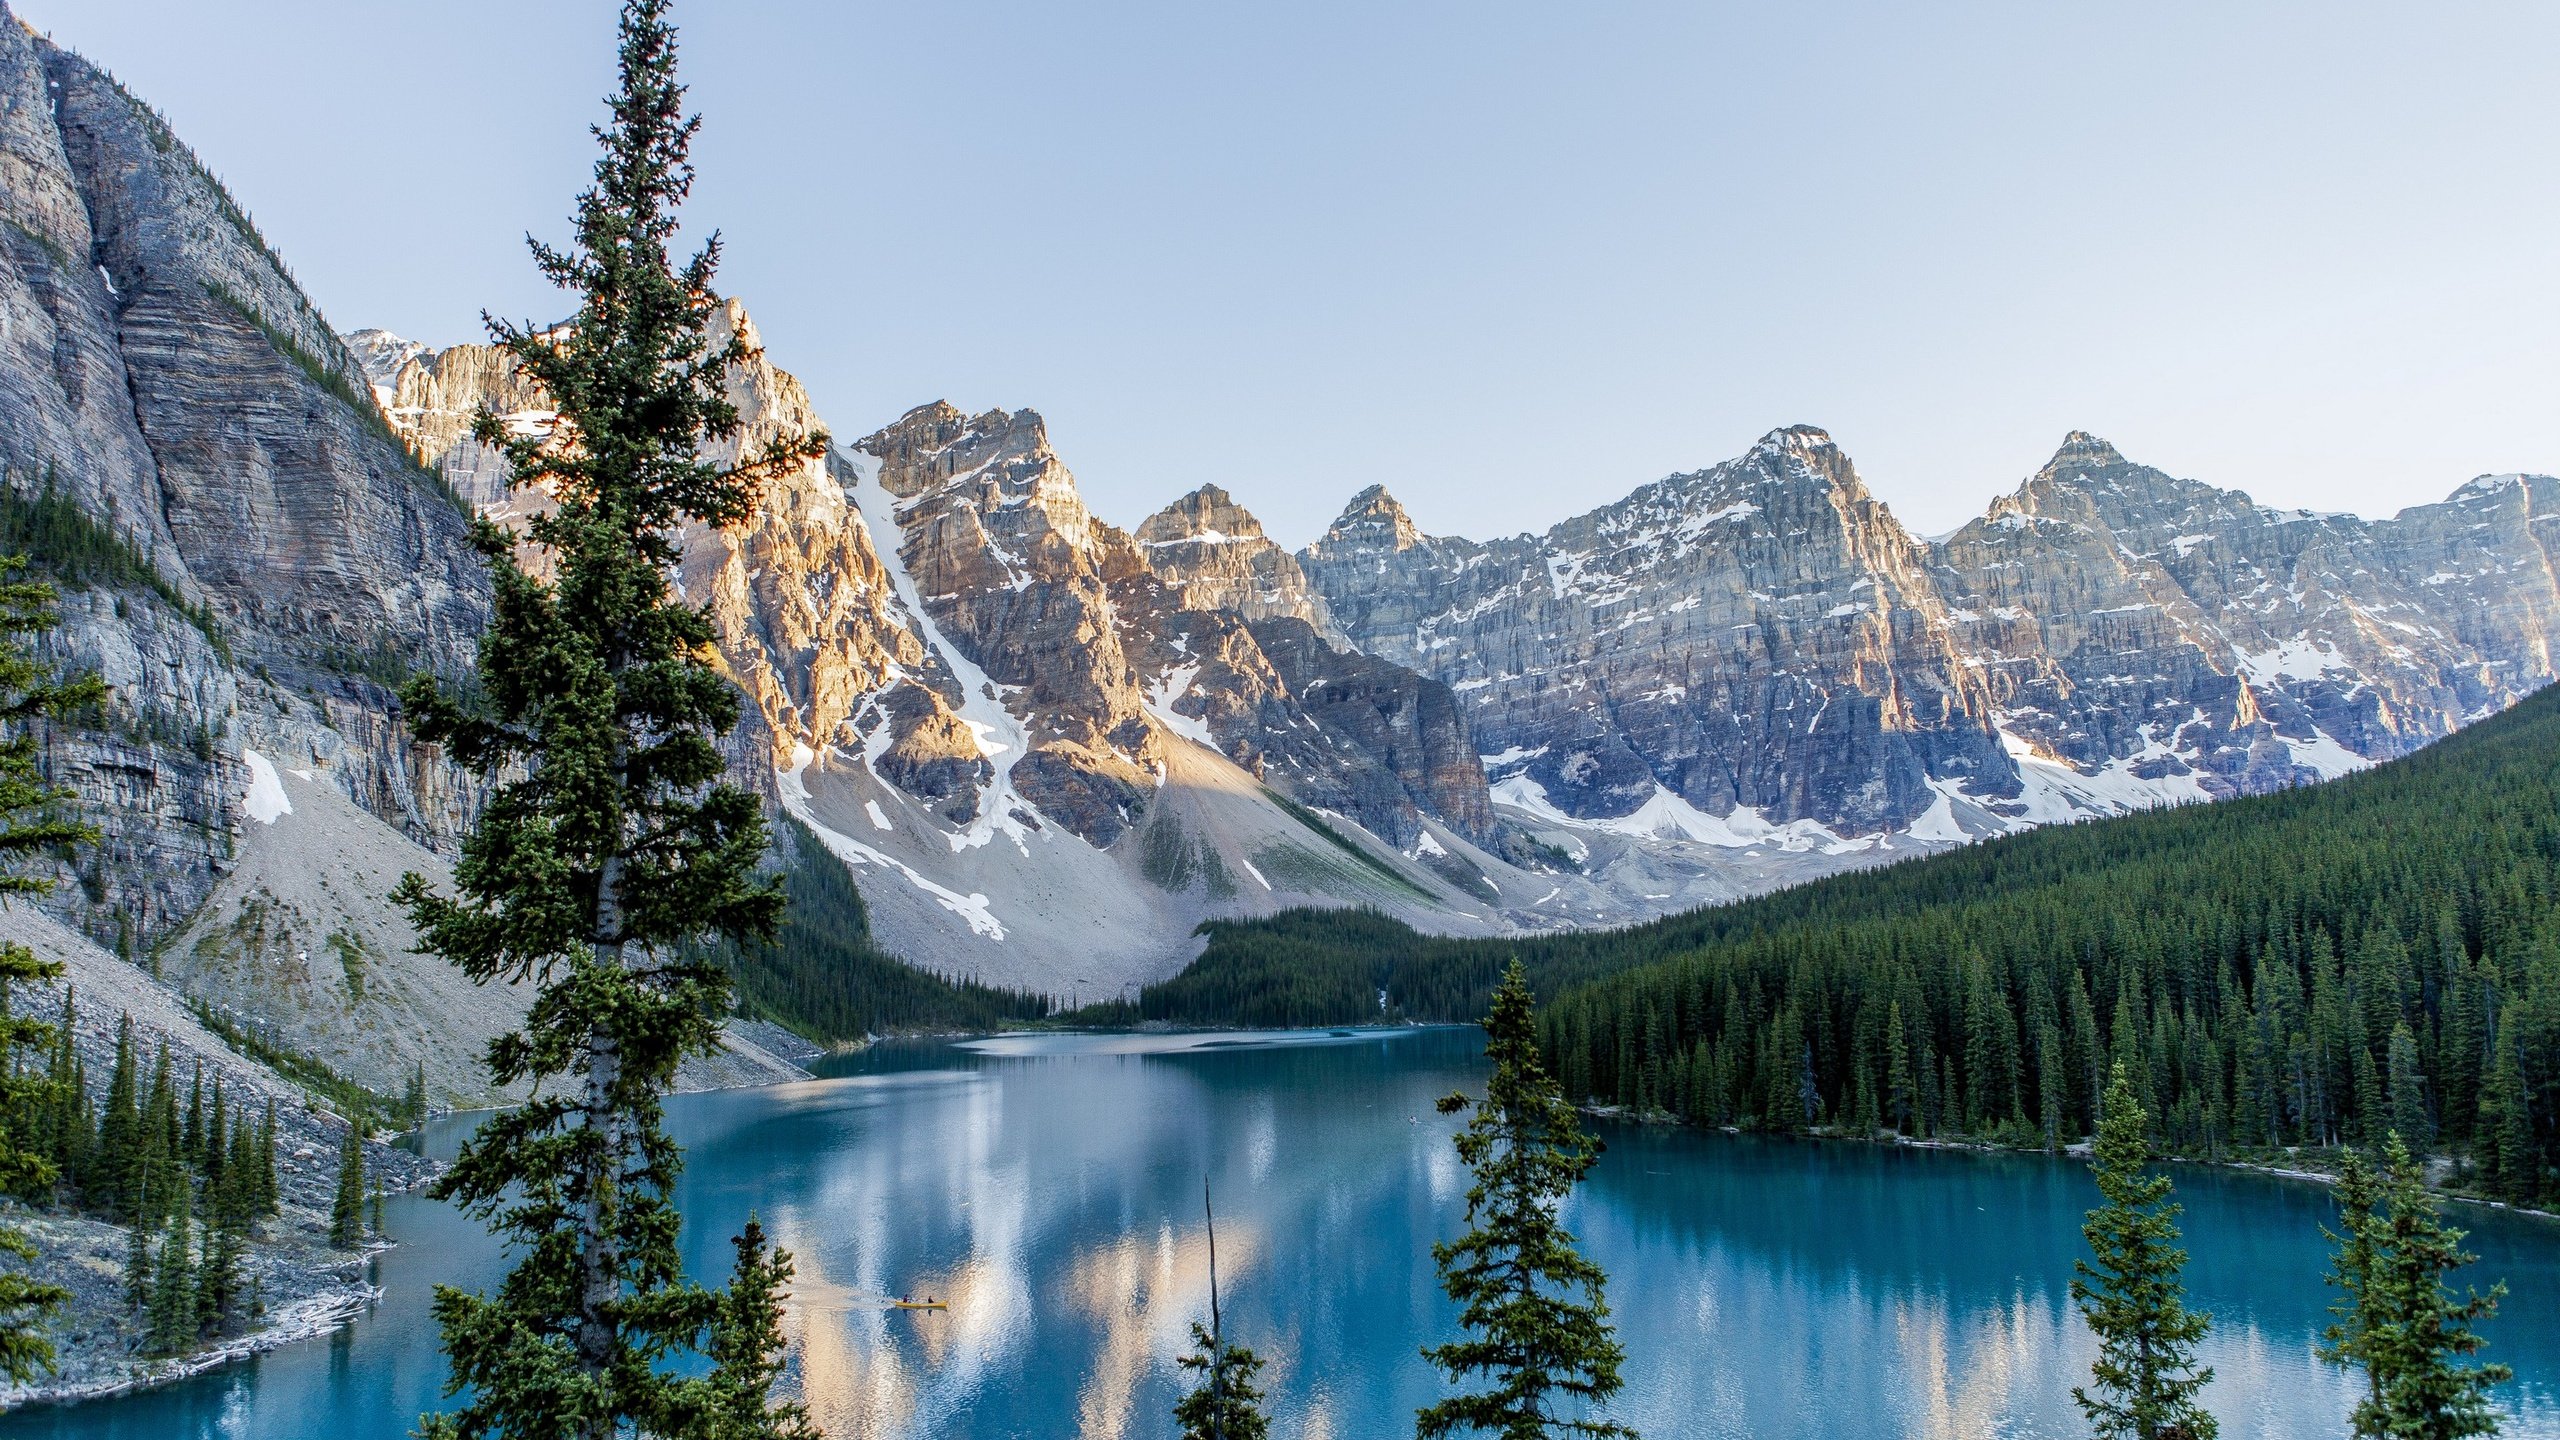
xmin=890 ymin=1299 xmax=948 ymax=1310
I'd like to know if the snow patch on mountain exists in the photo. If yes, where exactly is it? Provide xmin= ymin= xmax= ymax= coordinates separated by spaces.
xmin=1144 ymin=663 xmax=1214 ymax=746
xmin=239 ymin=750 xmax=292 ymax=825
xmin=841 ymin=449 xmax=1039 ymax=858
xmin=780 ymin=748 xmax=1005 ymax=940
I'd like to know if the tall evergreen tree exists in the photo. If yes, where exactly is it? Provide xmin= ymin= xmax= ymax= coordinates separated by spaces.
xmin=391 ymin=5 xmax=817 ymax=1437
xmin=146 ymin=1205 xmax=196 ymax=1357
xmin=120 ymin=1199 xmax=151 ymax=1311
xmin=700 ymin=1216 xmax=817 ymax=1440
xmin=1883 ymin=999 xmax=1914 ymax=1136
xmin=2360 ymin=1135 xmax=2510 ymax=1440
xmin=97 ymin=1016 xmax=137 ymax=1218
xmin=2476 ymin=1026 xmax=2533 ymax=1204
xmin=0 ymin=556 xmax=102 ymax=1382
xmin=329 ymin=1119 xmax=365 ymax=1250
xmin=2320 ymin=1148 xmax=2389 ymax=1431
xmin=2387 ymin=1024 xmax=2434 ymax=1152
xmin=2071 ymin=1063 xmax=2217 ymax=1440
xmin=1418 ymin=961 xmax=1633 ymax=1440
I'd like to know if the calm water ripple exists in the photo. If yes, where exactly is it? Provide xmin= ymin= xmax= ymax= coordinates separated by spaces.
xmin=2 ymin=1027 xmax=2552 ymax=1439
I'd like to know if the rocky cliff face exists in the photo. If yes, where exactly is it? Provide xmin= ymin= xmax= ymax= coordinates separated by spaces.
xmin=1302 ymin=427 xmax=2560 ymax=850
xmin=13 ymin=1 xmax=2560 ymax=994
xmin=1305 ymin=427 xmax=2013 ymax=841
xmin=1135 ymin=484 xmax=1340 ymax=639
xmin=0 ymin=9 xmax=486 ymax=949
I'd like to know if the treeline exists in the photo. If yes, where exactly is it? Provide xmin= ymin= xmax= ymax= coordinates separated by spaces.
xmin=1539 ymin=681 xmax=2560 ymax=1205
xmin=0 ymin=467 xmax=227 ymax=654
xmin=24 ymin=997 xmax=285 ymax=1354
xmin=1135 ymin=683 xmax=2560 ymax=1204
xmin=720 ymin=818 xmax=1052 ymax=1042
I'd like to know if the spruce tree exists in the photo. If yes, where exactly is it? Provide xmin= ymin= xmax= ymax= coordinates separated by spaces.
xmin=2370 ymin=1134 xmax=2509 ymax=1439
xmin=2320 ymin=1148 xmax=2389 ymax=1430
xmin=0 ymin=556 xmax=102 ymax=1382
xmin=2071 ymin=1063 xmax=2217 ymax=1440
xmin=2386 ymin=1024 xmax=2433 ymax=1152
xmin=329 ymin=1119 xmax=365 ymax=1250
xmin=97 ymin=1016 xmax=137 ymax=1218
xmin=121 ymin=1201 xmax=151 ymax=1311
xmin=146 ymin=1205 xmax=196 ymax=1356
xmin=701 ymin=1216 xmax=817 ymax=1440
xmin=1883 ymin=999 xmax=1914 ymax=1136
xmin=196 ymin=1215 xmax=243 ymax=1338
xmin=1419 ymin=961 xmax=1633 ymax=1440
xmin=2476 ymin=1027 xmax=2532 ymax=1204
xmin=38 ymin=985 xmax=86 ymax=1196
xmin=1176 ymin=1323 xmax=1269 ymax=1440
xmin=391 ymin=5 xmax=815 ymax=1437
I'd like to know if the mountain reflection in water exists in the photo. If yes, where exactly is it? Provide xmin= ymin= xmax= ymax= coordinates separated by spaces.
xmin=3 ymin=1027 xmax=2554 ymax=1440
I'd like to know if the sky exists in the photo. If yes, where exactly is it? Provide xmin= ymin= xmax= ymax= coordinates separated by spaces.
xmin=25 ymin=1 xmax=2560 ymax=547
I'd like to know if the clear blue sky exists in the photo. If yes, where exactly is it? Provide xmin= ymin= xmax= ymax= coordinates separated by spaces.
xmin=26 ymin=1 xmax=2560 ymax=545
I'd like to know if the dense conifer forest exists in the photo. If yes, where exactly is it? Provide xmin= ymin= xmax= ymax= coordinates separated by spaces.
xmin=723 ymin=818 xmax=1053 ymax=1042
xmin=1123 ymin=682 xmax=2560 ymax=1203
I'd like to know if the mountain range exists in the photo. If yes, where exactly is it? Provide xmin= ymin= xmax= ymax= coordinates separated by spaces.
xmin=6 ymin=3 xmax=2556 ymax=1031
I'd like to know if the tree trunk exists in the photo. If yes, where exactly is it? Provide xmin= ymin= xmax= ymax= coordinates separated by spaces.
xmin=575 ymin=851 xmax=628 ymax=1440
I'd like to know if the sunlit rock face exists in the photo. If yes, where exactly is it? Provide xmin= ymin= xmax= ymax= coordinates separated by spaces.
xmin=1135 ymin=483 xmax=1341 ymax=640
xmin=1303 ymin=427 xmax=2560 ymax=840
xmin=14 ymin=0 xmax=2560 ymax=979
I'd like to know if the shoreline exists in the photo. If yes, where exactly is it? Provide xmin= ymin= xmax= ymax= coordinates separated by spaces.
xmin=1 ymin=1278 xmax=383 ymax=1411
xmin=1581 ymin=1104 xmax=2560 ymax=1225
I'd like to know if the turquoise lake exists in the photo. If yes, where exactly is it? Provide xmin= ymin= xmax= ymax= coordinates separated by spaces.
xmin=3 ymin=1026 xmax=2555 ymax=1439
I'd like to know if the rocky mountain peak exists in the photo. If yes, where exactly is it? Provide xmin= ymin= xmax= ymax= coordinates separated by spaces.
xmin=1135 ymin=483 xmax=1268 ymax=546
xmin=1323 ymin=484 xmax=1426 ymax=552
xmin=2045 ymin=430 xmax=2128 ymax=472
xmin=858 ymin=401 xmax=1052 ymax=494
xmin=343 ymin=328 xmax=427 ymax=399
xmin=1740 ymin=423 xmax=1877 ymax=507
xmin=1753 ymin=423 xmax=1838 ymax=457
xmin=1137 ymin=484 xmax=1338 ymax=638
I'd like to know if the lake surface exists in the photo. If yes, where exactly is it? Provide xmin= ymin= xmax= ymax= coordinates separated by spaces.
xmin=5 ymin=1026 xmax=2557 ymax=1440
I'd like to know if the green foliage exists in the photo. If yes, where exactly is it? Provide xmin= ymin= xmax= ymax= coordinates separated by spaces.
xmin=0 ymin=558 xmax=104 ymax=1380
xmin=701 ymin=1216 xmax=819 ymax=1440
xmin=1129 ymin=908 xmax=1419 ymax=1028
xmin=2070 ymin=1065 xmax=2217 ymax=1440
xmin=722 ymin=818 xmax=1050 ymax=1041
xmin=1137 ymin=682 xmax=2560 ymax=1187
xmin=1419 ymin=962 xmax=1632 ymax=1440
xmin=0 ymin=470 xmax=228 ymax=656
xmin=1175 ymin=1322 xmax=1269 ymax=1440
xmin=1262 ymin=789 xmax=1432 ymax=900
xmin=144 ymin=1205 xmax=194 ymax=1357
xmin=185 ymin=1000 xmax=399 ymax=1132
xmin=2322 ymin=1135 xmax=2511 ymax=1438
xmin=328 ymin=1119 xmax=366 ymax=1250
xmin=394 ymin=7 xmax=825 ymax=1437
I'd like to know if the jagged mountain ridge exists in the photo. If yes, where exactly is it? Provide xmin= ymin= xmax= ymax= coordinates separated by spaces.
xmin=1301 ymin=426 xmax=2560 ymax=853
xmin=366 ymin=341 xmax=1522 ymax=990
xmin=8 ymin=0 xmax=2558 ymax=1002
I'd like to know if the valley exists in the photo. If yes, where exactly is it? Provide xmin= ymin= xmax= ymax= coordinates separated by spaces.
xmin=0 ymin=0 xmax=2556 ymax=1433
